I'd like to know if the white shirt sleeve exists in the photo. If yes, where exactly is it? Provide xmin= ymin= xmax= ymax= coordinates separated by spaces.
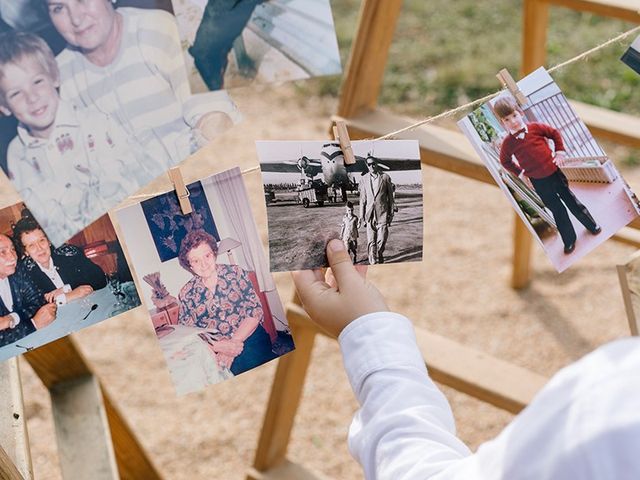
xmin=340 ymin=313 xmax=471 ymax=480
xmin=340 ymin=313 xmax=640 ymax=480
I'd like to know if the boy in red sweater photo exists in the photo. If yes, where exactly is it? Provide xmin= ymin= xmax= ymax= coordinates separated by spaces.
xmin=494 ymin=96 xmax=601 ymax=254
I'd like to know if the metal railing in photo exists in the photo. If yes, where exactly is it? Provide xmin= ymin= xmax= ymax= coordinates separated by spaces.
xmin=247 ymin=0 xmax=640 ymax=478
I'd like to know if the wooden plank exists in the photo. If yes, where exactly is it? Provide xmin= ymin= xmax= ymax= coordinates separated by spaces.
xmin=287 ymin=304 xmax=547 ymax=413
xmin=25 ymin=337 xmax=163 ymax=480
xmin=333 ymin=111 xmax=493 ymax=184
xmin=415 ymin=329 xmax=548 ymax=413
xmin=0 ymin=359 xmax=33 ymax=480
xmin=0 ymin=445 xmax=23 ymax=480
xmin=544 ymin=0 xmax=640 ymax=22
xmin=50 ymin=375 xmax=119 ymax=480
xmin=336 ymin=0 xmax=404 ymax=118
xmin=522 ymin=0 xmax=550 ymax=75
xmin=250 ymin=298 xmax=318 ymax=475
xmin=338 ymin=108 xmax=640 ymax=246
xmin=247 ymin=459 xmax=329 ymax=480
xmin=512 ymin=217 xmax=534 ymax=289
xmin=617 ymin=249 xmax=640 ymax=336
xmin=571 ymin=101 xmax=640 ymax=149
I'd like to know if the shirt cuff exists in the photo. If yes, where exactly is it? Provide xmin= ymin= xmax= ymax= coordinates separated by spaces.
xmin=185 ymin=90 xmax=243 ymax=127
xmin=63 ymin=284 xmax=72 ymax=293
xmin=9 ymin=313 xmax=20 ymax=328
xmin=339 ymin=312 xmax=427 ymax=394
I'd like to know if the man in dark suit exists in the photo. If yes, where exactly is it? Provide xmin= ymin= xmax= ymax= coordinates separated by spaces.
xmin=189 ymin=0 xmax=267 ymax=90
xmin=359 ymin=155 xmax=396 ymax=264
xmin=0 ymin=234 xmax=56 ymax=347
xmin=13 ymin=218 xmax=106 ymax=305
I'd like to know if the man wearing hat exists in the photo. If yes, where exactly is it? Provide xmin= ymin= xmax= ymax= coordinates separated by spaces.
xmin=359 ymin=155 xmax=395 ymax=264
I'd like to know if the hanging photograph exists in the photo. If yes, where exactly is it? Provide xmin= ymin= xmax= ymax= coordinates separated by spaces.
xmin=116 ymin=167 xmax=294 ymax=395
xmin=0 ymin=205 xmax=141 ymax=360
xmin=458 ymin=67 xmax=640 ymax=273
xmin=257 ymin=139 xmax=423 ymax=272
xmin=171 ymin=0 xmax=342 ymax=92
xmin=0 ymin=0 xmax=241 ymax=246
xmin=621 ymin=34 xmax=640 ymax=75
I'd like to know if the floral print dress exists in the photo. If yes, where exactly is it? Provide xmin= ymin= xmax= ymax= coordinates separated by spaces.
xmin=178 ymin=263 xmax=264 ymax=340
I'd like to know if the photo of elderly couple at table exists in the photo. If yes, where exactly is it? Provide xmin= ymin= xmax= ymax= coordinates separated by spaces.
xmin=459 ymin=67 xmax=640 ymax=273
xmin=0 ymin=203 xmax=140 ymax=359
xmin=0 ymin=0 xmax=241 ymax=246
xmin=117 ymin=167 xmax=293 ymax=395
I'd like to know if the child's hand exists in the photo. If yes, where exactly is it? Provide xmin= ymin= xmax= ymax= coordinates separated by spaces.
xmin=196 ymin=112 xmax=234 ymax=142
xmin=554 ymin=151 xmax=567 ymax=166
xmin=292 ymin=239 xmax=388 ymax=337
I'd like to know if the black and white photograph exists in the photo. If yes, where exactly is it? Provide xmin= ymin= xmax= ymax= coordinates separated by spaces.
xmin=0 ymin=204 xmax=141 ymax=361
xmin=257 ymin=139 xmax=423 ymax=272
xmin=0 ymin=0 xmax=241 ymax=246
xmin=116 ymin=167 xmax=294 ymax=395
xmin=621 ymin=34 xmax=640 ymax=75
xmin=172 ymin=0 xmax=342 ymax=92
xmin=458 ymin=67 xmax=640 ymax=272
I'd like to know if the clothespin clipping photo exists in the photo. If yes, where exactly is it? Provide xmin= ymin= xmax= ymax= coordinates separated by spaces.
xmin=333 ymin=121 xmax=356 ymax=165
xmin=169 ymin=167 xmax=193 ymax=215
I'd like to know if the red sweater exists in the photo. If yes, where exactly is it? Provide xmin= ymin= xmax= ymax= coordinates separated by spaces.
xmin=499 ymin=122 xmax=565 ymax=179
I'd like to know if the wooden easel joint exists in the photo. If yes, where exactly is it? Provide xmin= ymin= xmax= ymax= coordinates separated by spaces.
xmin=496 ymin=68 xmax=528 ymax=106
xmin=168 ymin=167 xmax=193 ymax=215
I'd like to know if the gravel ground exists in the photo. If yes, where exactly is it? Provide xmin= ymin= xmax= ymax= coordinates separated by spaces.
xmin=8 ymin=84 xmax=639 ymax=479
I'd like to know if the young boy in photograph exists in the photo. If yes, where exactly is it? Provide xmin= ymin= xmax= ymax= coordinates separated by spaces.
xmin=495 ymin=95 xmax=601 ymax=254
xmin=340 ymin=201 xmax=359 ymax=263
xmin=0 ymin=32 xmax=157 ymax=245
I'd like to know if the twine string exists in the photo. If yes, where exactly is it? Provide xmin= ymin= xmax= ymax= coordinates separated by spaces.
xmin=129 ymin=25 xmax=640 ymax=201
xmin=374 ymin=25 xmax=640 ymax=141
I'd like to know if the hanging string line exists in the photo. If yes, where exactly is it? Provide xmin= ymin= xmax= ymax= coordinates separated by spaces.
xmin=127 ymin=24 xmax=640 ymax=202
xmin=374 ymin=25 xmax=640 ymax=141
xmin=128 ymin=165 xmax=262 ymax=200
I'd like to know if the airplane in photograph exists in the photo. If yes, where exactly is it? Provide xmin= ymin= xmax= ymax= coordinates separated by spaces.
xmin=260 ymin=142 xmax=421 ymax=199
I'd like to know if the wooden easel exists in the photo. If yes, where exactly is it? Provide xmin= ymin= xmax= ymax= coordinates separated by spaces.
xmin=1 ymin=1 xmax=639 ymax=479
xmin=247 ymin=0 xmax=640 ymax=478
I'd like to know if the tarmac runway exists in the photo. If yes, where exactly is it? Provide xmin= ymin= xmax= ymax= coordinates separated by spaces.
xmin=266 ymin=188 xmax=424 ymax=271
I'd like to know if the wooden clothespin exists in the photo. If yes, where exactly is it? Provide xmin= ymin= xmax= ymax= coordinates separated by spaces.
xmin=333 ymin=120 xmax=356 ymax=165
xmin=496 ymin=68 xmax=528 ymax=106
xmin=168 ymin=167 xmax=193 ymax=215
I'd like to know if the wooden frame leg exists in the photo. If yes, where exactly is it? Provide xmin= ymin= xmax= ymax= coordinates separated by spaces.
xmin=522 ymin=0 xmax=549 ymax=75
xmin=25 ymin=337 xmax=162 ymax=480
xmin=0 ymin=358 xmax=32 ymax=480
xmin=512 ymin=215 xmax=533 ymax=289
xmin=248 ymin=298 xmax=317 ymax=478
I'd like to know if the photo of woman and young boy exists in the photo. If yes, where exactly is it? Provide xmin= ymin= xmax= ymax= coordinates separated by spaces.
xmin=0 ymin=0 xmax=241 ymax=246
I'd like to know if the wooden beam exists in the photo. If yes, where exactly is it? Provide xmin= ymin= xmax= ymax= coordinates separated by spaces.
xmin=0 ymin=359 xmax=32 ymax=480
xmin=332 ymin=111 xmax=493 ymax=184
xmin=544 ymin=0 xmax=640 ymax=22
xmin=286 ymin=304 xmax=547 ymax=414
xmin=249 ymin=298 xmax=318 ymax=476
xmin=512 ymin=218 xmax=534 ymax=289
xmin=336 ymin=0 xmax=404 ymax=118
xmin=337 ymin=108 xmax=640 ymax=244
xmin=25 ymin=337 xmax=162 ymax=480
xmin=0 ymin=445 xmax=23 ymax=480
xmin=247 ymin=459 xmax=329 ymax=480
xmin=523 ymin=0 xmax=550 ymax=75
xmin=570 ymin=101 xmax=640 ymax=149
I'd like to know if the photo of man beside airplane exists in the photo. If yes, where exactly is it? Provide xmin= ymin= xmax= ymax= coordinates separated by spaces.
xmin=256 ymin=139 xmax=424 ymax=271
